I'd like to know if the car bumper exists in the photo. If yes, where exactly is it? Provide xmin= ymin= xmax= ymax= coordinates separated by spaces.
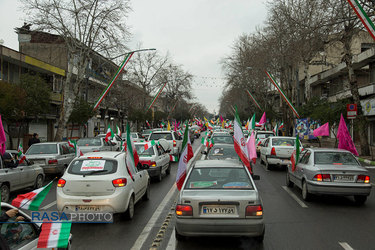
xmin=56 ymin=188 xmax=131 ymax=213
xmin=146 ymin=167 xmax=161 ymax=177
xmin=267 ymin=157 xmax=291 ymax=166
xmin=42 ymin=165 xmax=64 ymax=174
xmin=306 ymin=180 xmax=372 ymax=196
xmin=176 ymin=217 xmax=264 ymax=237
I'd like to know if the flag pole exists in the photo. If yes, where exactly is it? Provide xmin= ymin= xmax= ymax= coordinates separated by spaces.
xmin=245 ymin=90 xmax=263 ymax=111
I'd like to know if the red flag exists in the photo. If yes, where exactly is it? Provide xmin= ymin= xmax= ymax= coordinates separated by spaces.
xmin=337 ymin=114 xmax=358 ymax=156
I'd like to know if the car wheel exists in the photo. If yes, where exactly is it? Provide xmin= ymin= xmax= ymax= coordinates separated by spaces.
xmin=175 ymin=229 xmax=186 ymax=241
xmin=254 ymin=229 xmax=265 ymax=243
xmin=302 ymin=180 xmax=311 ymax=201
xmin=34 ymin=174 xmax=44 ymax=189
xmin=1 ymin=184 xmax=10 ymax=203
xmin=354 ymin=195 xmax=367 ymax=205
xmin=125 ymin=196 xmax=134 ymax=220
xmin=166 ymin=163 xmax=171 ymax=175
xmin=143 ymin=181 xmax=150 ymax=201
xmin=265 ymin=159 xmax=272 ymax=170
xmin=286 ymin=172 xmax=294 ymax=188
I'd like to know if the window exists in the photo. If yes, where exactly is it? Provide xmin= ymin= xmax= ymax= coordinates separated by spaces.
xmin=0 ymin=210 xmax=38 ymax=250
xmin=207 ymin=146 xmax=237 ymax=160
xmin=314 ymin=152 xmax=359 ymax=165
xmin=299 ymin=151 xmax=311 ymax=164
xmin=61 ymin=144 xmax=70 ymax=155
xmin=185 ymin=167 xmax=253 ymax=190
xmin=149 ymin=133 xmax=173 ymax=140
xmin=135 ymin=145 xmax=155 ymax=156
xmin=68 ymin=159 xmax=118 ymax=175
xmin=26 ymin=144 xmax=58 ymax=155
xmin=77 ymin=138 xmax=101 ymax=146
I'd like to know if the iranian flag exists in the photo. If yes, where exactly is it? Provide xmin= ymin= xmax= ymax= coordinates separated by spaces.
xmin=176 ymin=122 xmax=194 ymax=190
xmin=17 ymin=142 xmax=26 ymax=164
xmin=209 ymin=138 xmax=214 ymax=148
xmin=279 ymin=122 xmax=284 ymax=129
xmin=170 ymin=155 xmax=178 ymax=162
xmin=273 ymin=123 xmax=279 ymax=136
xmin=105 ymin=125 xmax=114 ymax=142
xmin=290 ymin=135 xmax=300 ymax=172
xmin=201 ymin=136 xmax=209 ymax=147
xmin=233 ymin=107 xmax=252 ymax=174
xmin=116 ymin=125 xmax=122 ymax=137
xmin=125 ymin=123 xmax=139 ymax=180
xmin=248 ymin=114 xmax=256 ymax=133
xmin=68 ymin=140 xmax=83 ymax=157
xmin=144 ymin=140 xmax=156 ymax=150
xmin=11 ymin=180 xmax=53 ymax=210
xmin=37 ymin=222 xmax=71 ymax=248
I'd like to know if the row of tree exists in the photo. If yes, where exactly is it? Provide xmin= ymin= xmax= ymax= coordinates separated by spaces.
xmin=219 ymin=0 xmax=374 ymax=155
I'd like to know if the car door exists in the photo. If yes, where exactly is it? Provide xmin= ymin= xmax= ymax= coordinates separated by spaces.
xmin=131 ymin=161 xmax=147 ymax=202
xmin=173 ymin=132 xmax=182 ymax=152
xmin=18 ymin=162 xmax=36 ymax=188
xmin=294 ymin=150 xmax=311 ymax=188
xmin=157 ymin=145 xmax=169 ymax=172
xmin=260 ymin=138 xmax=269 ymax=161
xmin=59 ymin=143 xmax=71 ymax=169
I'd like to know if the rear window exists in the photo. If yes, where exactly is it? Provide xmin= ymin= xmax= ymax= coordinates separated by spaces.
xmin=135 ymin=145 xmax=155 ymax=156
xmin=272 ymin=138 xmax=295 ymax=146
xmin=68 ymin=159 xmax=118 ymax=175
xmin=256 ymin=133 xmax=274 ymax=139
xmin=211 ymin=136 xmax=234 ymax=144
xmin=208 ymin=146 xmax=237 ymax=160
xmin=185 ymin=167 xmax=253 ymax=190
xmin=314 ymin=152 xmax=359 ymax=165
xmin=77 ymin=138 xmax=102 ymax=146
xmin=26 ymin=144 xmax=58 ymax=155
xmin=149 ymin=133 xmax=172 ymax=140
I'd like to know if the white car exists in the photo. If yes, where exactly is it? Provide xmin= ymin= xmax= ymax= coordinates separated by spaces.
xmin=255 ymin=131 xmax=275 ymax=154
xmin=56 ymin=151 xmax=150 ymax=219
xmin=97 ymin=134 xmax=122 ymax=151
xmin=134 ymin=142 xmax=171 ymax=182
xmin=148 ymin=131 xmax=182 ymax=161
xmin=260 ymin=136 xmax=303 ymax=170
xmin=0 ymin=202 xmax=72 ymax=250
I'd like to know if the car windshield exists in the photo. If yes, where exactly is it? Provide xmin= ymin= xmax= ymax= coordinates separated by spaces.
xmin=272 ymin=138 xmax=295 ymax=146
xmin=208 ymin=146 xmax=237 ymax=160
xmin=122 ymin=133 xmax=138 ymax=140
xmin=314 ymin=152 xmax=359 ymax=165
xmin=77 ymin=138 xmax=102 ymax=146
xmin=185 ymin=167 xmax=253 ymax=190
xmin=211 ymin=136 xmax=234 ymax=144
xmin=26 ymin=144 xmax=58 ymax=155
xmin=135 ymin=145 xmax=155 ymax=156
xmin=256 ymin=133 xmax=274 ymax=139
xmin=149 ymin=133 xmax=172 ymax=140
xmin=68 ymin=159 xmax=118 ymax=175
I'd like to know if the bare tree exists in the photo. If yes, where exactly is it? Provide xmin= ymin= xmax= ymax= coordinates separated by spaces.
xmin=20 ymin=0 xmax=131 ymax=141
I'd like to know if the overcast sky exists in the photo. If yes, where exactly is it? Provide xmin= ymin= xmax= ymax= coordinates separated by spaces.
xmin=0 ymin=0 xmax=268 ymax=113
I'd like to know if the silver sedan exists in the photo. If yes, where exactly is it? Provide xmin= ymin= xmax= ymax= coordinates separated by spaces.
xmin=175 ymin=160 xmax=264 ymax=241
xmin=286 ymin=148 xmax=371 ymax=204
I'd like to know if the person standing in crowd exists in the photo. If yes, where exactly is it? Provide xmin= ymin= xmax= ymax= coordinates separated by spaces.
xmin=28 ymin=133 xmax=40 ymax=147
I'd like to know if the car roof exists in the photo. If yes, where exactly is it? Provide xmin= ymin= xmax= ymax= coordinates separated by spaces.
xmin=271 ymin=136 xmax=295 ymax=139
xmin=305 ymin=148 xmax=352 ymax=153
xmin=193 ymin=159 xmax=243 ymax=168
xmin=211 ymin=143 xmax=234 ymax=148
xmin=151 ymin=131 xmax=173 ymax=134
xmin=80 ymin=151 xmax=124 ymax=158
xmin=30 ymin=142 xmax=63 ymax=145
xmin=255 ymin=131 xmax=274 ymax=134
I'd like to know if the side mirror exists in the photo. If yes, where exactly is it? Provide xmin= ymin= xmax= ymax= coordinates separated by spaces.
xmin=166 ymin=149 xmax=171 ymax=153
xmin=252 ymin=175 xmax=260 ymax=180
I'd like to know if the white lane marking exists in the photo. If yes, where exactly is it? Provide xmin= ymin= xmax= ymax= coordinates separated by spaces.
xmin=41 ymin=201 xmax=57 ymax=210
xmin=131 ymin=145 xmax=202 ymax=250
xmin=339 ymin=242 xmax=354 ymax=250
xmin=282 ymin=186 xmax=308 ymax=208
xmin=166 ymin=227 xmax=176 ymax=250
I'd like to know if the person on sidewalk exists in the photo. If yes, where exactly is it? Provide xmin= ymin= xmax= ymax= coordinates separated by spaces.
xmin=28 ymin=133 xmax=40 ymax=147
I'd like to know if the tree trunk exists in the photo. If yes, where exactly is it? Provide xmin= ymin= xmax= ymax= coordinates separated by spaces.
xmin=343 ymin=37 xmax=370 ymax=156
xmin=303 ymin=62 xmax=311 ymax=102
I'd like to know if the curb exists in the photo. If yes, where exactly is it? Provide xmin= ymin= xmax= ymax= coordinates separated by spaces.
xmin=358 ymin=157 xmax=375 ymax=166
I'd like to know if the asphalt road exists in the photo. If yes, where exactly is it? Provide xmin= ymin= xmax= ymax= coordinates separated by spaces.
xmin=14 ymin=139 xmax=375 ymax=250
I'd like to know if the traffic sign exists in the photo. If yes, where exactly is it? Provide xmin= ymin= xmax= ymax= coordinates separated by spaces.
xmin=347 ymin=104 xmax=357 ymax=119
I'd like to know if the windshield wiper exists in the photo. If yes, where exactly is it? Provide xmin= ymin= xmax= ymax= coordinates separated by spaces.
xmin=83 ymin=170 xmax=108 ymax=177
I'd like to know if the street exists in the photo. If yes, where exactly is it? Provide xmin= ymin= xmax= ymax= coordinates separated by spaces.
xmin=14 ymin=138 xmax=374 ymax=250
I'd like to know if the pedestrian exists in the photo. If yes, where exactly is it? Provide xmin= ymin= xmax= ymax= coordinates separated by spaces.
xmin=28 ymin=133 xmax=40 ymax=147
xmin=289 ymin=126 xmax=294 ymax=137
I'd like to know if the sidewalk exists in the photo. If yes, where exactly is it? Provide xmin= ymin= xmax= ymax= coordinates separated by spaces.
xmin=302 ymin=137 xmax=375 ymax=165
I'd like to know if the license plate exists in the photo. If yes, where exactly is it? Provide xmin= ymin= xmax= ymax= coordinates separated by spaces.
xmin=333 ymin=175 xmax=354 ymax=182
xmin=201 ymin=205 xmax=236 ymax=215
xmin=282 ymin=160 xmax=291 ymax=164
xmin=76 ymin=206 xmax=100 ymax=211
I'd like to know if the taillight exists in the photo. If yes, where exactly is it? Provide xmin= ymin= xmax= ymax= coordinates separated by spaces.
xmin=313 ymin=174 xmax=331 ymax=182
xmin=112 ymin=178 xmax=127 ymax=187
xmin=357 ymin=175 xmax=370 ymax=183
xmin=271 ymin=147 xmax=276 ymax=156
xmin=93 ymin=150 xmax=100 ymax=152
xmin=175 ymin=205 xmax=193 ymax=216
xmin=57 ymin=179 xmax=66 ymax=187
xmin=245 ymin=205 xmax=263 ymax=216
xmin=150 ymin=161 xmax=156 ymax=167
xmin=173 ymin=140 xmax=177 ymax=147
xmin=48 ymin=159 xmax=58 ymax=164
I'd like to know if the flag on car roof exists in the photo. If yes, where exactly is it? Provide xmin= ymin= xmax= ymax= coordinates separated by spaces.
xmin=290 ymin=135 xmax=300 ymax=172
xmin=105 ymin=125 xmax=114 ymax=142
xmin=233 ymin=107 xmax=252 ymax=174
xmin=116 ymin=125 xmax=122 ymax=137
xmin=17 ymin=142 xmax=27 ymax=164
xmin=144 ymin=140 xmax=156 ymax=150
xmin=11 ymin=179 xmax=54 ymax=210
xmin=68 ymin=140 xmax=84 ymax=157
xmin=0 ymin=115 xmax=6 ymax=155
xmin=337 ymin=114 xmax=358 ymax=156
xmin=125 ymin=123 xmax=139 ymax=180
xmin=176 ymin=122 xmax=194 ymax=190
xmin=37 ymin=222 xmax=71 ymax=248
